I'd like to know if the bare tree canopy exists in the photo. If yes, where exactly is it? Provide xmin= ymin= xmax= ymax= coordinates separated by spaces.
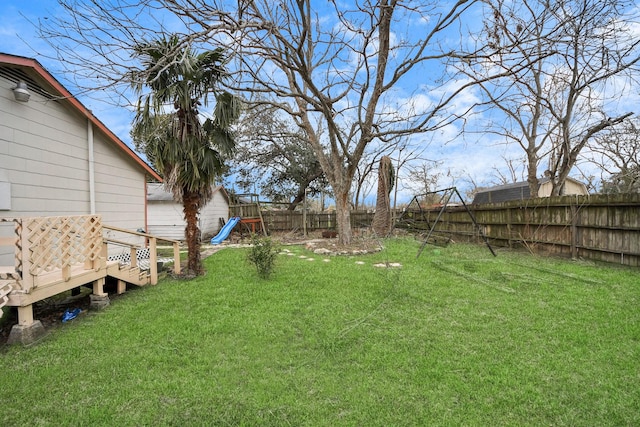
xmin=38 ymin=0 xmax=486 ymax=244
xmin=460 ymin=0 xmax=640 ymax=197
xmin=231 ymin=102 xmax=329 ymax=210
xmin=207 ymin=1 xmax=485 ymax=243
xmin=586 ymin=116 xmax=640 ymax=193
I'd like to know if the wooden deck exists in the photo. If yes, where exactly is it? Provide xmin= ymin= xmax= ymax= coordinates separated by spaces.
xmin=0 ymin=215 xmax=181 ymax=344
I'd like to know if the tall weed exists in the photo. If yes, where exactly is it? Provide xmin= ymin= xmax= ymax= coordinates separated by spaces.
xmin=246 ymin=234 xmax=279 ymax=279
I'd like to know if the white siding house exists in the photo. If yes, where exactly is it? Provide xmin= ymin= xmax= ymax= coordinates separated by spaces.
xmin=147 ymin=183 xmax=229 ymax=241
xmin=0 ymin=53 xmax=162 ymax=264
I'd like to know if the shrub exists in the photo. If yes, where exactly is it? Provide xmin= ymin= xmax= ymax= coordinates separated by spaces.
xmin=246 ymin=234 xmax=279 ymax=279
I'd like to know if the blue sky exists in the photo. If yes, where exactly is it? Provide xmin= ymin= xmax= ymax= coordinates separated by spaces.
xmin=0 ymin=1 xmax=500 ymax=202
xmin=2 ymin=1 xmax=637 ymax=204
xmin=1 ymin=0 xmax=140 ymax=149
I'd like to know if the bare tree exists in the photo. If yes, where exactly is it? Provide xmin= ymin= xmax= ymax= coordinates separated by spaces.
xmin=462 ymin=0 xmax=640 ymax=197
xmin=406 ymin=161 xmax=442 ymax=196
xmin=352 ymin=137 xmax=426 ymax=210
xmin=391 ymin=142 xmax=431 ymax=213
xmin=490 ymin=155 xmax=527 ymax=185
xmin=352 ymin=153 xmax=378 ymax=211
xmin=39 ymin=0 xmax=485 ymax=245
xmin=211 ymin=1 xmax=488 ymax=244
xmin=585 ymin=116 xmax=640 ymax=193
xmin=405 ymin=160 xmax=449 ymax=204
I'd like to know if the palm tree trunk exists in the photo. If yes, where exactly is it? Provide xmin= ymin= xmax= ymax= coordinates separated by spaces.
xmin=372 ymin=156 xmax=393 ymax=236
xmin=183 ymin=189 xmax=203 ymax=275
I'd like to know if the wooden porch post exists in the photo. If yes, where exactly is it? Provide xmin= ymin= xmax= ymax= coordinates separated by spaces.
xmin=173 ymin=242 xmax=181 ymax=275
xmin=92 ymin=277 xmax=106 ymax=297
xmin=17 ymin=305 xmax=34 ymax=326
xmin=149 ymin=237 xmax=158 ymax=285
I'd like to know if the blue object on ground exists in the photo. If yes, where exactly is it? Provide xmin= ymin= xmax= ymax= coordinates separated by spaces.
xmin=211 ymin=216 xmax=241 ymax=245
xmin=62 ymin=308 xmax=82 ymax=323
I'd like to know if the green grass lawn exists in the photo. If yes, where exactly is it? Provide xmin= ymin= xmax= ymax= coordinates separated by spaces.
xmin=1 ymin=238 xmax=639 ymax=426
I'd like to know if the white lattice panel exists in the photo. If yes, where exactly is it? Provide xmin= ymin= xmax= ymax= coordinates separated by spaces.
xmin=24 ymin=216 xmax=103 ymax=276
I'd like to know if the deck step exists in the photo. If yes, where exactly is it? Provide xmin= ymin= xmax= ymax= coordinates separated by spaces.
xmin=106 ymin=264 xmax=151 ymax=287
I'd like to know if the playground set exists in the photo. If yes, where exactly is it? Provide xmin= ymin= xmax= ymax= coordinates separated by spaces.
xmin=211 ymin=193 xmax=267 ymax=245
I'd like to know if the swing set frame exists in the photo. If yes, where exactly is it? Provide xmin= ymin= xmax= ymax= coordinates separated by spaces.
xmin=399 ymin=187 xmax=496 ymax=258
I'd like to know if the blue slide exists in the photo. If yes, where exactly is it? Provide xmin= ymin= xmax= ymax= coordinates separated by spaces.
xmin=210 ymin=216 xmax=241 ymax=244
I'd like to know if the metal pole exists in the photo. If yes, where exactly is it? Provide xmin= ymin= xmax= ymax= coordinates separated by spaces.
xmin=303 ymin=188 xmax=308 ymax=237
xmin=416 ymin=189 xmax=453 ymax=258
xmin=393 ymin=147 xmax=402 ymax=225
xmin=454 ymin=188 xmax=496 ymax=257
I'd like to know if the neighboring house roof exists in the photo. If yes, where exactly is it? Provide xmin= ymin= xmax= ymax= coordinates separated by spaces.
xmin=0 ymin=53 xmax=162 ymax=182
xmin=147 ymin=183 xmax=176 ymax=202
xmin=147 ymin=183 xmax=229 ymax=203
xmin=472 ymin=177 xmax=586 ymax=204
xmin=472 ymin=181 xmax=533 ymax=204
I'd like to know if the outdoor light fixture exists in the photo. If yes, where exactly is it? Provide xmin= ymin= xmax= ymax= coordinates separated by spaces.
xmin=13 ymin=81 xmax=31 ymax=102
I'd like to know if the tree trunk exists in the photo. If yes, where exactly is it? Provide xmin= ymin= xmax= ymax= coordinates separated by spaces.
xmin=287 ymin=192 xmax=304 ymax=211
xmin=372 ymin=156 xmax=392 ymax=236
xmin=335 ymin=189 xmax=352 ymax=245
xmin=183 ymin=189 xmax=203 ymax=276
xmin=526 ymin=151 xmax=540 ymax=198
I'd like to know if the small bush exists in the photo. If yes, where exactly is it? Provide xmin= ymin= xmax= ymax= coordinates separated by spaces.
xmin=246 ymin=234 xmax=279 ymax=279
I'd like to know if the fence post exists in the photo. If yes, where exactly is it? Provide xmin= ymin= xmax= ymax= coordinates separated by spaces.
xmin=571 ymin=203 xmax=578 ymax=259
xmin=507 ymin=206 xmax=513 ymax=248
xmin=303 ymin=198 xmax=307 ymax=237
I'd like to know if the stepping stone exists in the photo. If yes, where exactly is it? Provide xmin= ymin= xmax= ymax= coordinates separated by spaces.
xmin=373 ymin=262 xmax=402 ymax=268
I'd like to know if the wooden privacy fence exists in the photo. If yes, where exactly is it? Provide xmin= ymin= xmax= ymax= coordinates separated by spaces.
xmin=399 ymin=193 xmax=640 ymax=267
xmin=259 ymin=194 xmax=639 ymax=266
xmin=261 ymin=210 xmax=375 ymax=232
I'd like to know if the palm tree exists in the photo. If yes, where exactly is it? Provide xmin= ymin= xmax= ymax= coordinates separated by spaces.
xmin=132 ymin=35 xmax=240 ymax=276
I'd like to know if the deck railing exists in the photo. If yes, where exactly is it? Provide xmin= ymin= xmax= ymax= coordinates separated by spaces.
xmin=102 ymin=225 xmax=181 ymax=284
xmin=1 ymin=215 xmax=103 ymax=293
xmin=0 ymin=216 xmax=181 ymax=294
xmin=0 ymin=215 xmax=182 ymax=338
